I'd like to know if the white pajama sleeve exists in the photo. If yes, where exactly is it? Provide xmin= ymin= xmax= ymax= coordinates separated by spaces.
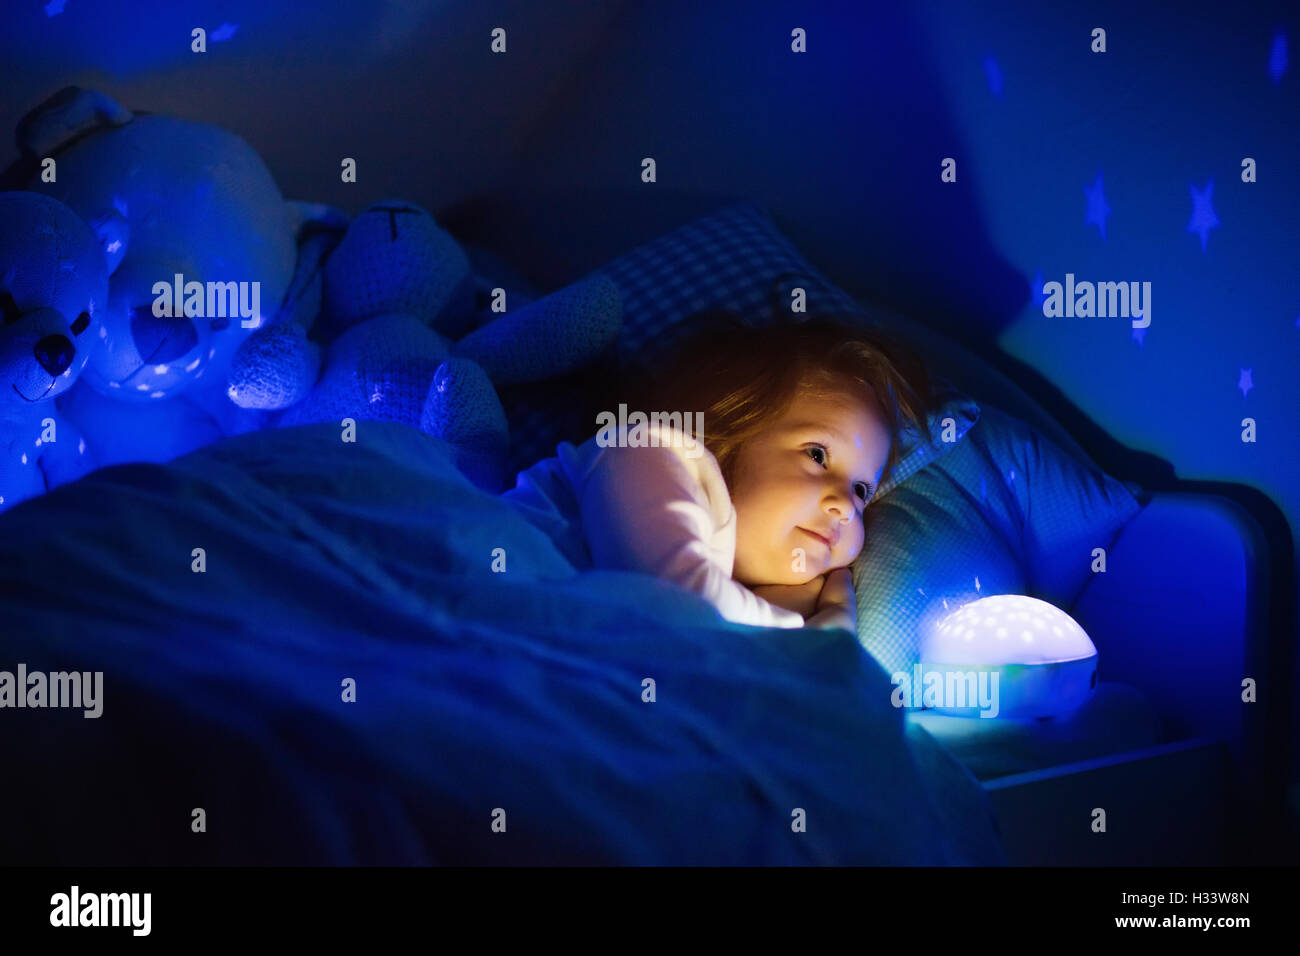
xmin=574 ymin=441 xmax=805 ymax=629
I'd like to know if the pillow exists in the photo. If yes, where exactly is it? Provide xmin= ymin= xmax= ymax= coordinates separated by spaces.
xmin=870 ymin=374 xmax=979 ymax=502
xmin=852 ymin=403 xmax=1143 ymax=678
xmin=594 ymin=200 xmax=867 ymax=368
xmin=502 ymin=200 xmax=980 ymax=480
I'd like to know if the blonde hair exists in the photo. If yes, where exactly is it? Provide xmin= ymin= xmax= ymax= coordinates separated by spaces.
xmin=621 ymin=312 xmax=934 ymax=493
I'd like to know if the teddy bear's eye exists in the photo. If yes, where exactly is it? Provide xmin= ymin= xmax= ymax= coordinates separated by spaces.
xmin=71 ymin=312 xmax=90 ymax=335
xmin=0 ymin=290 xmax=21 ymax=325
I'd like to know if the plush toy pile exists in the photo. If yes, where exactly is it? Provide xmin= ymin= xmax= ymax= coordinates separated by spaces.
xmin=0 ymin=86 xmax=622 ymax=511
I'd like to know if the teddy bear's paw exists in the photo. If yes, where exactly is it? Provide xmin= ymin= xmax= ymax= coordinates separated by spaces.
xmin=16 ymin=87 xmax=133 ymax=158
xmin=0 ymin=421 xmax=50 ymax=512
xmin=422 ymin=357 xmax=509 ymax=452
xmin=451 ymin=274 xmax=622 ymax=385
xmin=226 ymin=322 xmax=321 ymax=409
xmin=422 ymin=358 xmax=508 ymax=495
xmin=34 ymin=413 xmax=95 ymax=490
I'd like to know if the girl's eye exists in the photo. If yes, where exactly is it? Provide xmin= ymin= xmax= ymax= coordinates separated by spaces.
xmin=808 ymin=445 xmax=870 ymax=504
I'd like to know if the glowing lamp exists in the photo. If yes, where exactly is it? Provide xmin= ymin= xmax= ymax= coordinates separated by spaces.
xmin=919 ymin=594 xmax=1097 ymax=719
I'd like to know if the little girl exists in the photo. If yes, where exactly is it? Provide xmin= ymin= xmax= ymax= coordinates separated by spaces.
xmin=504 ymin=312 xmax=932 ymax=632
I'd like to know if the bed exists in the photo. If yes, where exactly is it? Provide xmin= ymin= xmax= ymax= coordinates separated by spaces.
xmin=0 ymin=419 xmax=1006 ymax=865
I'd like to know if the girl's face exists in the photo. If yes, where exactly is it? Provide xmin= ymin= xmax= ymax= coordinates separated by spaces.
xmin=728 ymin=383 xmax=891 ymax=587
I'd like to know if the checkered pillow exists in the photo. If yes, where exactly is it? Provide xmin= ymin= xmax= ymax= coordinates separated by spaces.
xmin=596 ymin=200 xmax=866 ymax=368
xmin=852 ymin=404 xmax=1142 ymax=677
xmin=499 ymin=201 xmax=979 ymax=484
xmin=868 ymin=374 xmax=981 ymax=502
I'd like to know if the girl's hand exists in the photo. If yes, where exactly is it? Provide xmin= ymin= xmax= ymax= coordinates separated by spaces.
xmin=750 ymin=575 xmax=826 ymax=619
xmin=804 ymin=567 xmax=857 ymax=632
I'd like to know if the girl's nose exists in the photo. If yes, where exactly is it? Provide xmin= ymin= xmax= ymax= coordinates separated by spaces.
xmin=825 ymin=488 xmax=854 ymax=517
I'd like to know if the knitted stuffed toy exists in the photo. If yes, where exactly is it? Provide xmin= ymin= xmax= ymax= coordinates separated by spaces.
xmin=321 ymin=199 xmax=477 ymax=341
xmin=0 ymin=191 xmax=108 ymax=512
xmin=7 ymin=86 xmax=347 ymax=468
xmin=233 ymin=200 xmax=622 ymax=493
xmin=17 ymin=86 xmax=298 ymax=406
xmin=221 ymin=217 xmax=348 ymax=411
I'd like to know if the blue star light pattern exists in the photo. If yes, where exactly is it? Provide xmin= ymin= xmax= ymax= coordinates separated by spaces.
xmin=211 ymin=23 xmax=240 ymax=42
xmin=1187 ymin=179 xmax=1220 ymax=253
xmin=1084 ymin=173 xmax=1111 ymax=241
xmin=1269 ymin=32 xmax=1288 ymax=85
xmin=1029 ymin=268 xmax=1047 ymax=311
xmin=44 ymin=0 xmax=66 ymax=16
xmin=983 ymin=56 xmax=1004 ymax=98
xmin=1238 ymin=368 xmax=1254 ymax=398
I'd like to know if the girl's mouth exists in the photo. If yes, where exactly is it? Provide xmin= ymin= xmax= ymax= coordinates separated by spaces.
xmin=799 ymin=527 xmax=831 ymax=548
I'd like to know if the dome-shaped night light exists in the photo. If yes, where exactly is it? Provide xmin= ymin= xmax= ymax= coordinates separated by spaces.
xmin=918 ymin=594 xmax=1097 ymax=719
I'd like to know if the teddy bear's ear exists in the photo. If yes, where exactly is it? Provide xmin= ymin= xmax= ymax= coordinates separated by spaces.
xmin=84 ymin=208 xmax=130 ymax=274
xmin=15 ymin=86 xmax=133 ymax=158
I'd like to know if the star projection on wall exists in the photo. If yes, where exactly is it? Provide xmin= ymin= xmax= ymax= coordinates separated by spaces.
xmin=983 ymin=55 xmax=1004 ymax=98
xmin=1083 ymin=173 xmax=1111 ymax=241
xmin=1238 ymin=367 xmax=1254 ymax=398
xmin=1187 ymin=179 xmax=1220 ymax=253
xmin=1268 ymin=31 xmax=1288 ymax=85
xmin=43 ymin=0 xmax=66 ymax=16
xmin=1132 ymin=325 xmax=1148 ymax=348
xmin=1029 ymin=268 xmax=1047 ymax=311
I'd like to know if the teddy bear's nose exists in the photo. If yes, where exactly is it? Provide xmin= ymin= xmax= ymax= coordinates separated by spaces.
xmin=34 ymin=334 xmax=74 ymax=377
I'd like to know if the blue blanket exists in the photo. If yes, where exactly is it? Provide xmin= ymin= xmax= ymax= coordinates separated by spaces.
xmin=0 ymin=422 xmax=1004 ymax=864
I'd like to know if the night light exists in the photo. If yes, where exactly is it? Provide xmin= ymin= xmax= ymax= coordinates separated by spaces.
xmin=919 ymin=594 xmax=1097 ymax=719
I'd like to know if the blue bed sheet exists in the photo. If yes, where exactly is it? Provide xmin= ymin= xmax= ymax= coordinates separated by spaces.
xmin=0 ymin=422 xmax=1004 ymax=864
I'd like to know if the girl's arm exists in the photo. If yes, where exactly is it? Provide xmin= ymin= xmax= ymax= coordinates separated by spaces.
xmin=756 ymin=570 xmax=859 ymax=631
xmin=573 ymin=437 xmax=806 ymax=629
